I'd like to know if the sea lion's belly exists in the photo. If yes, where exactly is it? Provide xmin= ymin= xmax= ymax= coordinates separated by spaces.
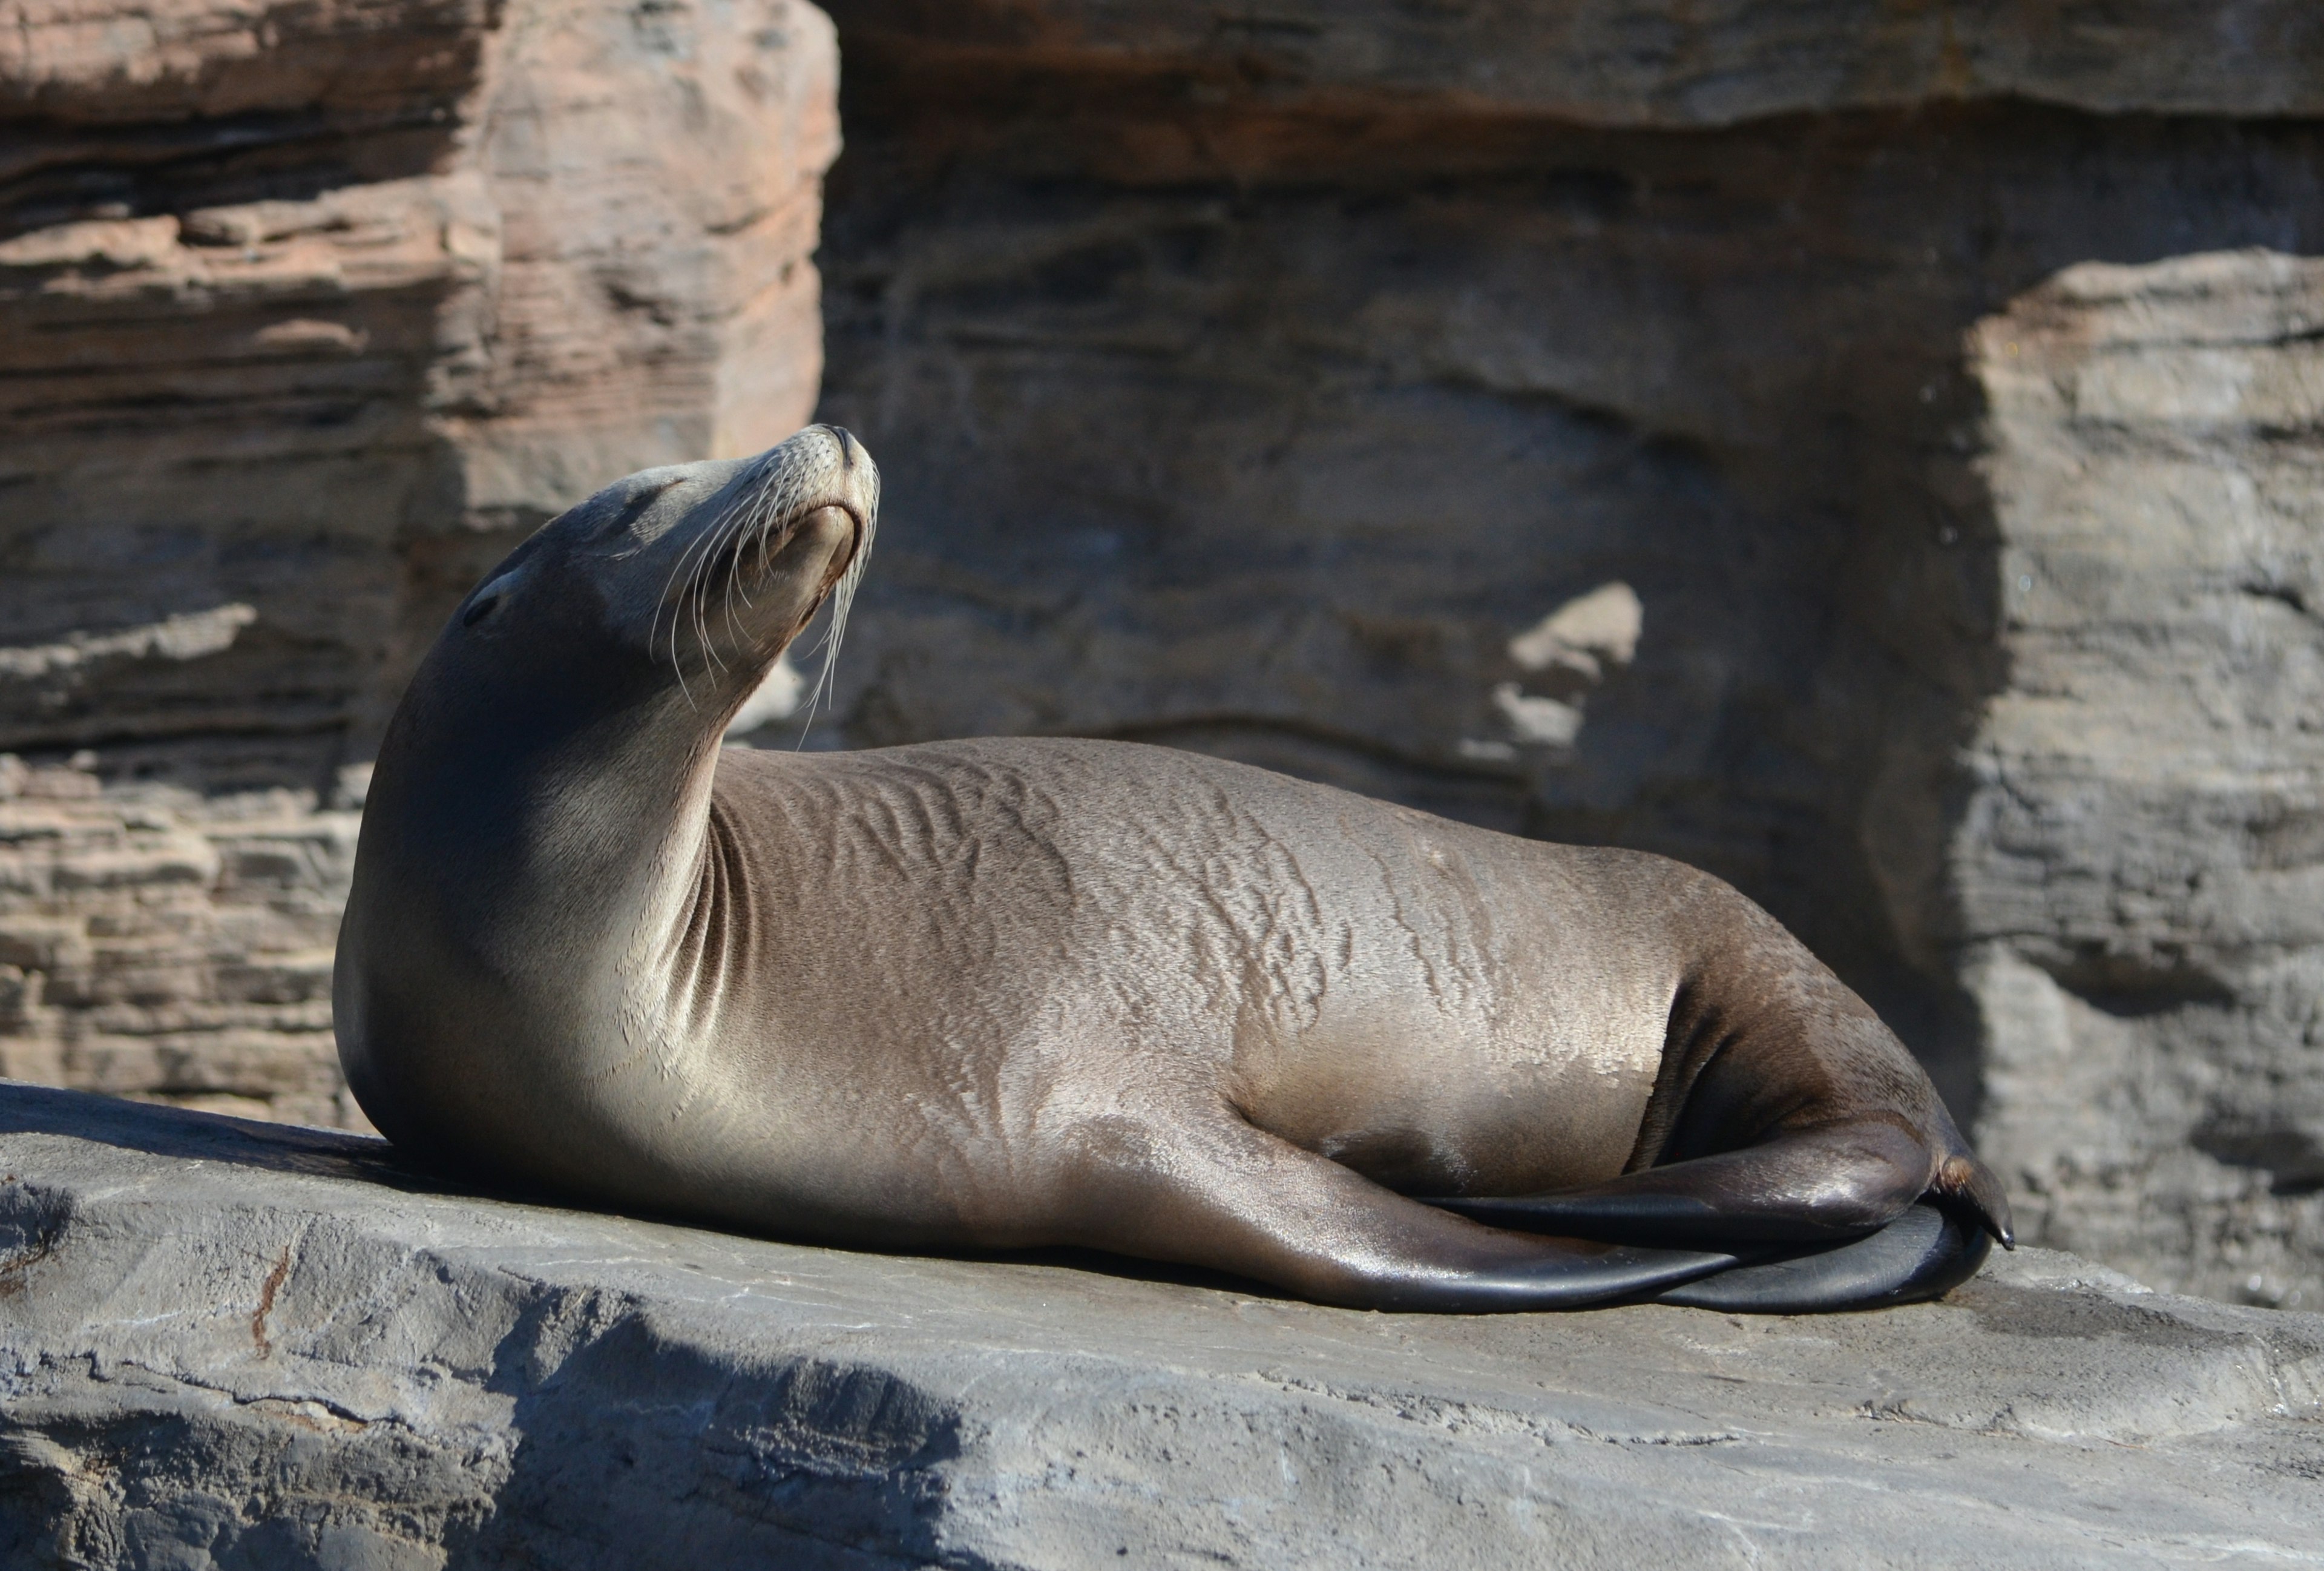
xmin=1196 ymin=799 xmax=1677 ymax=1197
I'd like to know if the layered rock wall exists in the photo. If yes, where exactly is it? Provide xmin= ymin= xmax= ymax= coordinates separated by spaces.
xmin=1 ymin=0 xmax=838 ymax=783
xmin=0 ymin=0 xmax=839 ymax=1125
xmin=819 ymin=1 xmax=2324 ymax=125
xmin=0 ymin=754 xmax=361 ymax=1130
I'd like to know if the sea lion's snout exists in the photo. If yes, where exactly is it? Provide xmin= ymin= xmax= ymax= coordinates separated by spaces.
xmin=690 ymin=426 xmax=870 ymax=545
xmin=623 ymin=423 xmax=879 ymax=720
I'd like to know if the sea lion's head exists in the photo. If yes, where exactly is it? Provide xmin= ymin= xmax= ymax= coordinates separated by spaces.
xmin=422 ymin=423 xmax=879 ymax=744
xmin=358 ymin=420 xmax=879 ymax=944
xmin=341 ymin=426 xmax=879 ymax=1154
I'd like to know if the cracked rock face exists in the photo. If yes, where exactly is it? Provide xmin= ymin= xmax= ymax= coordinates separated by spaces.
xmin=3 ymin=1082 xmax=2322 ymax=1567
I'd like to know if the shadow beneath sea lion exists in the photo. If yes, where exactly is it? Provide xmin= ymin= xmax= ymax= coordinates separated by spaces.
xmin=0 ymin=1079 xmax=493 ymax=1200
xmin=0 ymin=1081 xmax=1303 ymax=1303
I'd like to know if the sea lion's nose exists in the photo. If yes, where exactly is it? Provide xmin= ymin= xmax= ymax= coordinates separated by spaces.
xmin=826 ymin=425 xmax=862 ymax=470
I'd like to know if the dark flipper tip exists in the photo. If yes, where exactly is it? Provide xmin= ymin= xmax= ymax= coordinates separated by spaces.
xmin=1935 ymin=1152 xmax=2016 ymax=1250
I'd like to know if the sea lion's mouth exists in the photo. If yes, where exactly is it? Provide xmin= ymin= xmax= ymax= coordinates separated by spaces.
xmin=698 ymin=496 xmax=865 ymax=604
xmin=651 ymin=430 xmax=880 ymax=710
xmin=795 ymin=498 xmax=871 ymax=581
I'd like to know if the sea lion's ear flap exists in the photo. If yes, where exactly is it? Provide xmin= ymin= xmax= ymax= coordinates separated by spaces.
xmin=462 ymin=567 xmax=526 ymax=629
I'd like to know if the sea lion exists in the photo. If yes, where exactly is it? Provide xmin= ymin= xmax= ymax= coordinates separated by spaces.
xmin=335 ymin=425 xmax=2012 ymax=1313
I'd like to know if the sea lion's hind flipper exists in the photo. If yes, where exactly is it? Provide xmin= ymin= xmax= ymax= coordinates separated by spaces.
xmin=1066 ymin=1115 xmax=1739 ymax=1312
xmin=1650 ymin=1202 xmax=1990 ymax=1313
xmin=1354 ymin=1234 xmax=1745 ymax=1313
xmin=1422 ymin=1121 xmax=1931 ymax=1250
xmin=1415 ymin=1125 xmax=2007 ymax=1312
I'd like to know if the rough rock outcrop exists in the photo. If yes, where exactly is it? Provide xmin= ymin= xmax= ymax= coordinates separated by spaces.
xmin=808 ymin=3 xmax=2324 ymax=1300
xmin=0 ymin=0 xmax=836 ymax=1124
xmin=1 ymin=0 xmax=837 ymax=786
xmin=1935 ymin=252 xmax=2324 ymax=1308
xmin=4 ymin=1081 xmax=2321 ymax=1567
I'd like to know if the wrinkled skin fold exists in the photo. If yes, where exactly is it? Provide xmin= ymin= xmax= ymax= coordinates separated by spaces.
xmin=336 ymin=426 xmax=2012 ymax=1314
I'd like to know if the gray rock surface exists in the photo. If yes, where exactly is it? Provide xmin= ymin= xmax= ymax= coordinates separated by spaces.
xmin=4 ymin=1081 xmax=2321 ymax=1567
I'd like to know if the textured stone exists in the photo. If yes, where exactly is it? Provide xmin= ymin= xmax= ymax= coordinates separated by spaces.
xmin=0 ymin=756 xmax=363 ymax=1129
xmin=827 ymin=1 xmax=2324 ymax=127
xmin=1935 ymin=251 xmax=2324 ymax=1308
xmin=0 ymin=0 xmax=838 ymax=788
xmin=3 ymin=1081 xmax=2321 ymax=1567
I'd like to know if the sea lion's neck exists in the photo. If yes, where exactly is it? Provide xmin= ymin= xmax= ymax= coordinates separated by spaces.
xmin=519 ymin=717 xmax=737 ymax=1023
xmin=364 ymin=674 xmax=729 ymax=998
xmin=337 ymin=675 xmax=729 ymax=1150
xmin=639 ymin=782 xmax=758 ymax=1047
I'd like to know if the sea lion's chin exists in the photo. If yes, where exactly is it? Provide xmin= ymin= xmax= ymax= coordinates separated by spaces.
xmin=732 ymin=503 xmax=859 ymax=648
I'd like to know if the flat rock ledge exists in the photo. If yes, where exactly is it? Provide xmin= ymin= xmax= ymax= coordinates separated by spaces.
xmin=2 ymin=1084 xmax=2320 ymax=1570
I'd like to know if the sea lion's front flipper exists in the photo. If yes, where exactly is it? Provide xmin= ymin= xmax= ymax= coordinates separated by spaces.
xmin=1065 ymin=1113 xmax=1740 ymax=1312
xmin=1651 ymin=1202 xmax=1991 ymax=1312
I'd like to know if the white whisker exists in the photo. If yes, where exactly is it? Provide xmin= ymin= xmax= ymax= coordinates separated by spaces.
xmin=642 ymin=432 xmax=876 ymax=739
